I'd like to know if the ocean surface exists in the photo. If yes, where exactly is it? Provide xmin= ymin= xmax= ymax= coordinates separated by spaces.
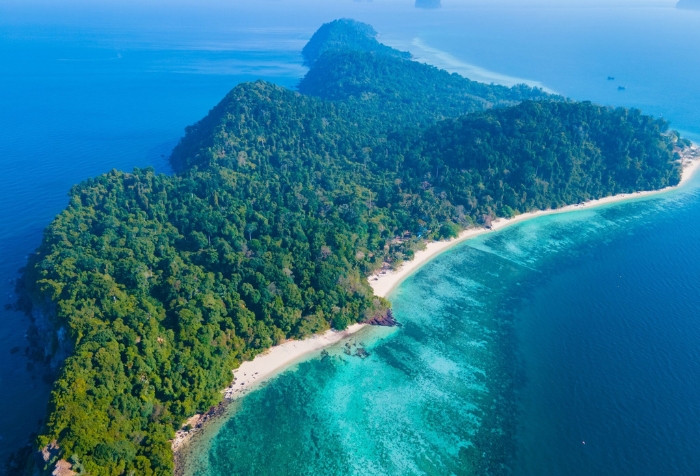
xmin=1 ymin=0 xmax=699 ymax=473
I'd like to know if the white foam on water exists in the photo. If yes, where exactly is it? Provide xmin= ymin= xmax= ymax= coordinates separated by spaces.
xmin=387 ymin=37 xmax=556 ymax=93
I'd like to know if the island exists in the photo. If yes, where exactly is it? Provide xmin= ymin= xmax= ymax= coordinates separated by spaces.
xmin=16 ymin=18 xmax=690 ymax=476
xmin=416 ymin=0 xmax=442 ymax=8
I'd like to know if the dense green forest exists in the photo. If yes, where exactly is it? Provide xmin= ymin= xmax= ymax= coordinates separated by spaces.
xmin=300 ymin=18 xmax=411 ymax=67
xmin=297 ymin=19 xmax=553 ymax=128
xmin=20 ymin=19 xmax=684 ymax=476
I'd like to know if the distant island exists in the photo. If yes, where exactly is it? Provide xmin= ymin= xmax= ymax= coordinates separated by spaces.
xmin=677 ymin=0 xmax=700 ymax=10
xmin=416 ymin=0 xmax=441 ymax=8
xmin=16 ymin=18 xmax=688 ymax=476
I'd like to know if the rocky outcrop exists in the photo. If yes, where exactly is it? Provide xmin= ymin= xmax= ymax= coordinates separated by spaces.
xmin=37 ymin=440 xmax=76 ymax=476
xmin=52 ymin=460 xmax=76 ymax=476
xmin=16 ymin=280 xmax=73 ymax=373
xmin=27 ymin=307 xmax=72 ymax=377
xmin=172 ymin=401 xmax=229 ymax=453
xmin=40 ymin=440 xmax=60 ymax=466
xmin=364 ymin=308 xmax=400 ymax=327
xmin=173 ymin=401 xmax=230 ymax=476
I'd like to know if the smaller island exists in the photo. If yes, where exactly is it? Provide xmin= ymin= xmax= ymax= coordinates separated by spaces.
xmin=416 ymin=0 xmax=441 ymax=9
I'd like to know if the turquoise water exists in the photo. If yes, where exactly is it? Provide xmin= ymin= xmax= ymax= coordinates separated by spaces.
xmin=182 ymin=174 xmax=700 ymax=476
xmin=2 ymin=1 xmax=700 ymax=472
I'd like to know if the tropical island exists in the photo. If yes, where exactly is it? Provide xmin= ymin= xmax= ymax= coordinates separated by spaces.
xmin=15 ymin=18 xmax=691 ymax=476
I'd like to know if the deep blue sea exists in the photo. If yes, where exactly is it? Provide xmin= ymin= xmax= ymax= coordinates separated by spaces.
xmin=1 ymin=1 xmax=699 ymax=473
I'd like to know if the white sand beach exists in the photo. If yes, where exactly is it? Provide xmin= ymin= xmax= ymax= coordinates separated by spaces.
xmin=172 ymin=323 xmax=366 ymax=451
xmin=221 ymin=323 xmax=367 ymax=401
xmin=173 ymin=145 xmax=699 ymax=452
xmin=369 ymin=146 xmax=700 ymax=298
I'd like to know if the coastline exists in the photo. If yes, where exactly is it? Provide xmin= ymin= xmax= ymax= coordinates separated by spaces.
xmin=172 ymin=322 xmax=367 ymax=453
xmin=369 ymin=146 xmax=700 ymax=299
xmin=172 ymin=145 xmax=699 ymax=458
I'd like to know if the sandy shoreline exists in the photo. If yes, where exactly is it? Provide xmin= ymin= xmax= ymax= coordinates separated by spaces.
xmin=219 ymin=323 xmax=367 ymax=402
xmin=172 ymin=323 xmax=367 ymax=452
xmin=369 ymin=146 xmax=700 ymax=298
xmin=172 ymin=145 xmax=699 ymax=455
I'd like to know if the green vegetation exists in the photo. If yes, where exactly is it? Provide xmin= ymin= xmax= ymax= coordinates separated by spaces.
xmin=300 ymin=19 xmax=410 ymax=67
xmin=298 ymin=23 xmax=553 ymax=128
xmin=22 ymin=19 xmax=684 ymax=476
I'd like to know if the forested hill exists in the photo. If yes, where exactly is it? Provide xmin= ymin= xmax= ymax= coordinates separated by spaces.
xmin=173 ymin=19 xmax=553 ymax=173
xmin=300 ymin=19 xmax=411 ymax=66
xmin=297 ymin=19 xmax=553 ymax=128
xmin=19 ymin=19 xmax=684 ymax=476
xmin=171 ymin=81 xmax=679 ymax=215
